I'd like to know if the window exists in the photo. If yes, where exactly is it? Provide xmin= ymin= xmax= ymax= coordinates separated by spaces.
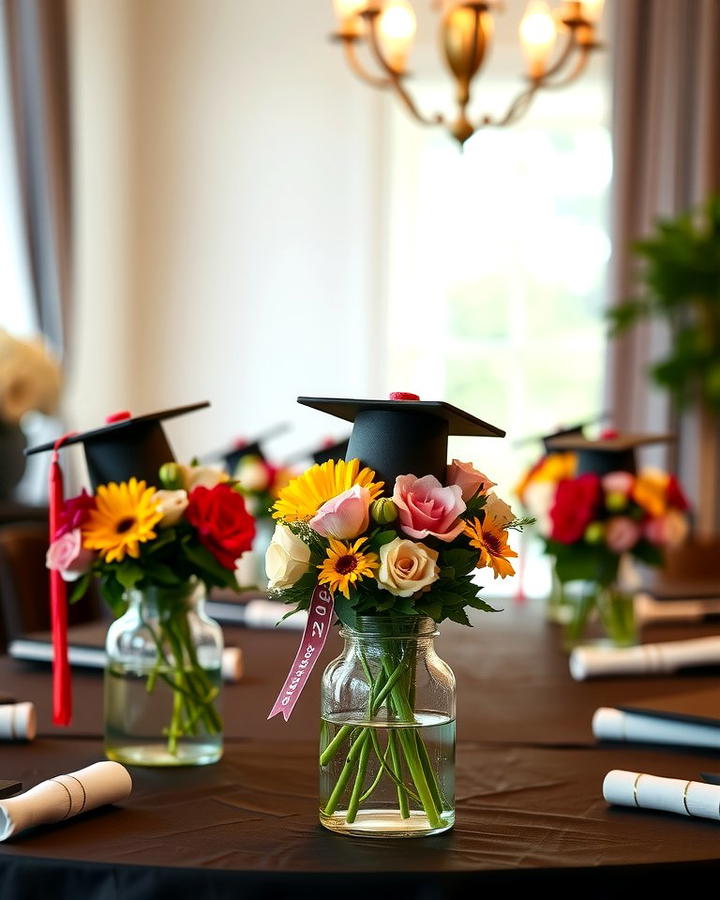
xmin=384 ymin=71 xmax=611 ymax=596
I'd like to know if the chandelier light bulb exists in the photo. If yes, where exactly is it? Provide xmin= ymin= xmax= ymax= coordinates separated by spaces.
xmin=580 ymin=0 xmax=605 ymax=23
xmin=519 ymin=0 xmax=557 ymax=80
xmin=332 ymin=0 xmax=367 ymax=36
xmin=378 ymin=0 xmax=417 ymax=72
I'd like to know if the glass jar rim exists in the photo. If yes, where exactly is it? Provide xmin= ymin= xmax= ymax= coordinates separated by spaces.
xmin=339 ymin=614 xmax=438 ymax=639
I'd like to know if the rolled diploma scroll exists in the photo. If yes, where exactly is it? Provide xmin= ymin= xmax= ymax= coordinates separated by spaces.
xmin=0 ymin=761 xmax=132 ymax=841
xmin=221 ymin=646 xmax=244 ymax=682
xmin=593 ymin=707 xmax=720 ymax=750
xmin=569 ymin=636 xmax=720 ymax=681
xmin=0 ymin=703 xmax=36 ymax=742
xmin=603 ymin=770 xmax=720 ymax=821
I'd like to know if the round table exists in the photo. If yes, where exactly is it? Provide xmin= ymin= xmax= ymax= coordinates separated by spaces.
xmin=1 ymin=601 xmax=719 ymax=898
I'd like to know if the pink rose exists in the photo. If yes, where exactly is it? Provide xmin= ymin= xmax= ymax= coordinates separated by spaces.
xmin=645 ymin=510 xmax=689 ymax=548
xmin=393 ymin=474 xmax=466 ymax=543
xmin=447 ymin=459 xmax=496 ymax=501
xmin=46 ymin=529 xmax=95 ymax=581
xmin=602 ymin=471 xmax=635 ymax=495
xmin=309 ymin=485 xmax=371 ymax=539
xmin=604 ymin=516 xmax=641 ymax=554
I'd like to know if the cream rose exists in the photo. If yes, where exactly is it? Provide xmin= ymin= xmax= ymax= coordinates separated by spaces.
xmin=180 ymin=464 xmax=229 ymax=492
xmin=151 ymin=489 xmax=189 ymax=527
xmin=483 ymin=492 xmax=514 ymax=528
xmin=377 ymin=538 xmax=439 ymax=598
xmin=265 ymin=524 xmax=311 ymax=590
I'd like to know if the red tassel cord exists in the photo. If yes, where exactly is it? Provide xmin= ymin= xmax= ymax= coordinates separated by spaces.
xmin=48 ymin=433 xmax=77 ymax=726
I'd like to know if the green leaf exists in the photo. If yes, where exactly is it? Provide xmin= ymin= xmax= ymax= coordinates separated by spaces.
xmin=333 ymin=592 xmax=359 ymax=629
xmin=416 ymin=599 xmax=442 ymax=620
xmin=100 ymin=574 xmax=127 ymax=617
xmin=181 ymin=540 xmax=237 ymax=588
xmin=69 ymin=573 xmax=91 ymax=604
xmin=632 ymin=540 xmax=664 ymax=567
xmin=115 ymin=562 xmax=144 ymax=592
xmin=439 ymin=548 xmax=477 ymax=578
xmin=446 ymin=606 xmax=472 ymax=627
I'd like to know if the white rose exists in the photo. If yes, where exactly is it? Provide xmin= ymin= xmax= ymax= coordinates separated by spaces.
xmin=265 ymin=524 xmax=311 ymax=590
xmin=235 ymin=455 xmax=271 ymax=492
xmin=180 ymin=464 xmax=229 ymax=491
xmin=483 ymin=492 xmax=515 ymax=528
xmin=377 ymin=538 xmax=439 ymax=598
xmin=520 ymin=481 xmax=556 ymax=536
xmin=152 ymin=489 xmax=188 ymax=527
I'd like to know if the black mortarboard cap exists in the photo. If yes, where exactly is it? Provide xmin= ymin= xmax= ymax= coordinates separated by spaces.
xmin=514 ymin=412 xmax=610 ymax=454
xmin=204 ymin=423 xmax=290 ymax=474
xmin=546 ymin=432 xmax=674 ymax=477
xmin=312 ymin=437 xmax=350 ymax=465
xmin=298 ymin=393 xmax=505 ymax=486
xmin=25 ymin=402 xmax=210 ymax=488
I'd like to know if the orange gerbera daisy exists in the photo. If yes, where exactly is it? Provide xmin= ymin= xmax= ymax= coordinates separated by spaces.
xmin=317 ymin=537 xmax=379 ymax=599
xmin=464 ymin=516 xmax=518 ymax=579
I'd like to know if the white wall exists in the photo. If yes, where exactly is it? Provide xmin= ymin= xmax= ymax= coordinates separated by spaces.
xmin=68 ymin=0 xmax=387 ymax=467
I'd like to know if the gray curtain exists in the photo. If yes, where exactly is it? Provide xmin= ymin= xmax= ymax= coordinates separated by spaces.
xmin=3 ymin=0 xmax=72 ymax=359
xmin=605 ymin=0 xmax=720 ymax=536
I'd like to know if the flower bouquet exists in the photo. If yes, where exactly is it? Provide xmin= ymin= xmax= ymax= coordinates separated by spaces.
xmin=546 ymin=467 xmax=689 ymax=646
xmin=0 ymin=328 xmax=60 ymax=498
xmin=47 ymin=460 xmax=255 ymax=764
xmin=267 ymin=455 xmax=529 ymax=836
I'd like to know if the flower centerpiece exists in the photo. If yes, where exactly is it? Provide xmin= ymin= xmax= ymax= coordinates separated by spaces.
xmin=265 ymin=393 xmax=530 ymax=838
xmin=32 ymin=404 xmax=255 ymax=766
xmin=0 ymin=328 xmax=61 ymax=498
xmin=546 ymin=466 xmax=689 ymax=647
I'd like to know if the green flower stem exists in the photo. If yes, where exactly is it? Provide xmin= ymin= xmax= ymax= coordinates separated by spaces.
xmin=345 ymin=733 xmax=372 ymax=823
xmin=387 ymin=729 xmax=410 ymax=818
xmin=322 ymin=730 xmax=370 ymax=816
xmin=320 ymin=726 xmax=354 ymax=767
xmin=368 ymin=729 xmax=420 ymax=804
xmin=359 ymin=739 xmax=392 ymax=804
xmin=415 ymin=730 xmax=448 ymax=812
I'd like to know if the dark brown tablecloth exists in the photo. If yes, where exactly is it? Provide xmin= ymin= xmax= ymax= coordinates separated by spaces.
xmin=1 ymin=601 xmax=720 ymax=898
xmin=1 ymin=601 xmax=718 ymax=744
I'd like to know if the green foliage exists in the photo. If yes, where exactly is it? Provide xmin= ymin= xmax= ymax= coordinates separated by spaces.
xmin=546 ymin=539 xmax=620 ymax=587
xmin=607 ymin=196 xmax=720 ymax=409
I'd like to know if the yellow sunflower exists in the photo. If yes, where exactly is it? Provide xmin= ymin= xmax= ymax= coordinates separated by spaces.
xmin=318 ymin=538 xmax=379 ymax=599
xmin=273 ymin=458 xmax=383 ymax=522
xmin=83 ymin=478 xmax=163 ymax=563
xmin=464 ymin=516 xmax=518 ymax=580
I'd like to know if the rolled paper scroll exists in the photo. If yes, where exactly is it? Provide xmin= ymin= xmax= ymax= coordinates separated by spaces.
xmin=603 ymin=769 xmax=720 ymax=822
xmin=569 ymin=636 xmax=720 ymax=681
xmin=0 ymin=703 xmax=36 ymax=742
xmin=0 ymin=761 xmax=132 ymax=842
xmin=634 ymin=592 xmax=720 ymax=625
xmin=221 ymin=646 xmax=244 ymax=682
xmin=593 ymin=707 xmax=720 ymax=750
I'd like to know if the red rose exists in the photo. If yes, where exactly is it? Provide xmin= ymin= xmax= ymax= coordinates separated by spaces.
xmin=666 ymin=475 xmax=689 ymax=511
xmin=56 ymin=489 xmax=96 ymax=538
xmin=550 ymin=474 xmax=602 ymax=544
xmin=186 ymin=484 xmax=256 ymax=569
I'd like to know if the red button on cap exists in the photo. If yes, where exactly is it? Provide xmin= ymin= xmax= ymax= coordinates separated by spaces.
xmin=389 ymin=392 xmax=420 ymax=401
xmin=105 ymin=410 xmax=132 ymax=424
xmin=600 ymin=428 xmax=619 ymax=440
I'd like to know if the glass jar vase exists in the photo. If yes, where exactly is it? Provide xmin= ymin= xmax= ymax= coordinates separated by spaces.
xmin=319 ymin=616 xmax=455 ymax=838
xmin=104 ymin=581 xmax=223 ymax=766
xmin=561 ymin=580 xmax=637 ymax=650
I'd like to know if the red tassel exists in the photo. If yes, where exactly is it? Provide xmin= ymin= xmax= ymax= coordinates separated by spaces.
xmin=49 ymin=434 xmax=77 ymax=726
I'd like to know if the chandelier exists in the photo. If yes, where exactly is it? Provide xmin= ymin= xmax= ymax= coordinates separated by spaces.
xmin=330 ymin=0 xmax=605 ymax=147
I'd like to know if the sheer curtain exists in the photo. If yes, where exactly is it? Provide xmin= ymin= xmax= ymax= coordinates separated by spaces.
xmin=3 ymin=0 xmax=72 ymax=358
xmin=605 ymin=0 xmax=720 ymax=535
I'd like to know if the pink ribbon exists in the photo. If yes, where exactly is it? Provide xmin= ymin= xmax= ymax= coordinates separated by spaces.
xmin=267 ymin=583 xmax=335 ymax=722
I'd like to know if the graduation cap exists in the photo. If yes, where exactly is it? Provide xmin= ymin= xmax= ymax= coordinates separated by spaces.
xmin=203 ymin=423 xmax=290 ymax=475
xmin=26 ymin=402 xmax=210 ymax=488
xmin=546 ymin=431 xmax=675 ymax=477
xmin=312 ymin=437 xmax=350 ymax=466
xmin=25 ymin=401 xmax=210 ymax=727
xmin=297 ymin=393 xmax=505 ymax=487
xmin=514 ymin=412 xmax=609 ymax=454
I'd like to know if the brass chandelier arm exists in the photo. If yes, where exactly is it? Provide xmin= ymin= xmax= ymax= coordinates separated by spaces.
xmin=339 ymin=36 xmax=392 ymax=89
xmin=537 ymin=43 xmax=593 ymax=90
xmin=363 ymin=11 xmax=445 ymax=128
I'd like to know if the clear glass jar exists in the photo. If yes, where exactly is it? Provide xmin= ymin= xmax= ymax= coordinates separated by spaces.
xmin=561 ymin=580 xmax=637 ymax=650
xmin=319 ymin=616 xmax=455 ymax=838
xmin=104 ymin=581 xmax=223 ymax=766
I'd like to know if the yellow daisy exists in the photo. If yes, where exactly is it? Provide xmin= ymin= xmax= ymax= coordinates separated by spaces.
xmin=464 ymin=516 xmax=518 ymax=580
xmin=318 ymin=538 xmax=379 ymax=599
xmin=83 ymin=478 xmax=163 ymax=563
xmin=632 ymin=468 xmax=670 ymax=518
xmin=273 ymin=458 xmax=383 ymax=522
